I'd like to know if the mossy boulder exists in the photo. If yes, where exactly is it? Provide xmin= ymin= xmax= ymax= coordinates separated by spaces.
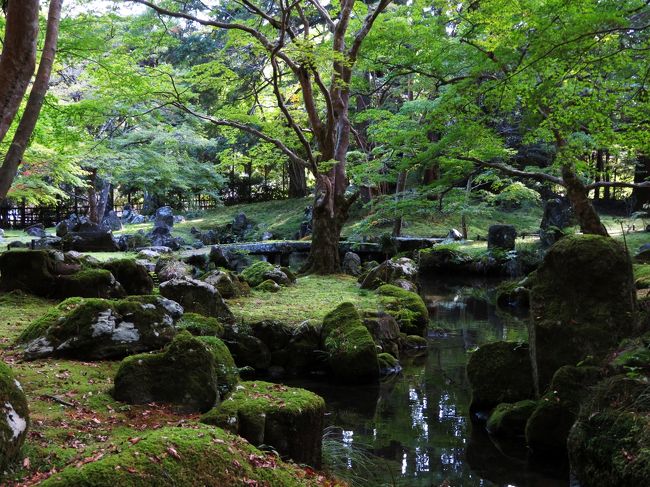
xmin=525 ymin=365 xmax=603 ymax=457
xmin=466 ymin=341 xmax=534 ymax=414
xmin=240 ymin=261 xmax=293 ymax=288
xmin=222 ymin=325 xmax=272 ymax=371
xmin=56 ymin=268 xmax=126 ymax=299
xmin=362 ymin=311 xmax=401 ymax=357
xmin=376 ymin=284 xmax=429 ymax=336
xmin=198 ymin=336 xmax=239 ymax=397
xmin=495 ymin=279 xmax=530 ymax=309
xmin=377 ymin=352 xmax=401 ymax=375
xmin=418 ymin=246 xmax=473 ymax=275
xmin=113 ymin=332 xmax=219 ymax=412
xmin=40 ymin=425 xmax=326 ymax=487
xmin=201 ymin=381 xmax=325 ymax=467
xmin=177 ymin=312 xmax=224 ymax=337
xmin=0 ymin=362 xmax=28 ymax=472
xmin=101 ymin=259 xmax=154 ymax=295
xmin=359 ymin=258 xmax=418 ymax=290
xmin=0 ymin=250 xmax=57 ymax=296
xmin=156 ymin=258 xmax=192 ymax=283
xmin=321 ymin=303 xmax=379 ymax=383
xmin=18 ymin=296 xmax=182 ymax=360
xmin=203 ymin=269 xmax=249 ymax=298
xmin=529 ymin=235 xmax=638 ymax=392
xmin=256 ymin=279 xmax=280 ymax=292
xmin=634 ymin=264 xmax=650 ymax=289
xmin=486 ymin=400 xmax=537 ymax=438
xmin=568 ymin=376 xmax=650 ymax=487
xmin=160 ymin=278 xmax=234 ymax=322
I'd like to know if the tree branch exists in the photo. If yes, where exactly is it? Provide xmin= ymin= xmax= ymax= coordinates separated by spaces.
xmin=455 ymin=156 xmax=564 ymax=186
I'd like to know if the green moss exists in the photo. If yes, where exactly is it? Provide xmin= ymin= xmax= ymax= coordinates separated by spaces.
xmin=197 ymin=336 xmax=239 ymax=396
xmin=56 ymin=268 xmax=126 ymax=299
xmin=101 ymin=259 xmax=154 ymax=295
xmin=495 ymin=280 xmax=530 ymax=308
xmin=376 ymin=284 xmax=429 ymax=336
xmin=322 ymin=303 xmax=379 ymax=383
xmin=40 ymin=425 xmax=327 ymax=487
xmin=256 ymin=279 xmax=280 ymax=292
xmin=240 ymin=261 xmax=275 ymax=287
xmin=486 ymin=400 xmax=537 ymax=438
xmin=113 ymin=331 xmax=218 ymax=412
xmin=201 ymin=381 xmax=325 ymax=467
xmin=377 ymin=352 xmax=398 ymax=369
xmin=525 ymin=396 xmax=576 ymax=456
xmin=634 ymin=264 xmax=650 ymax=289
xmin=177 ymin=313 xmax=224 ymax=337
xmin=466 ymin=341 xmax=534 ymax=413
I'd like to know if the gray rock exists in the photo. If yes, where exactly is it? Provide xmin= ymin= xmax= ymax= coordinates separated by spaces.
xmin=359 ymin=258 xmax=418 ymax=290
xmin=209 ymin=246 xmax=230 ymax=268
xmin=102 ymin=210 xmax=123 ymax=231
xmin=540 ymin=197 xmax=573 ymax=247
xmin=156 ymin=259 xmax=192 ymax=283
xmin=154 ymin=206 xmax=174 ymax=231
xmin=24 ymin=223 xmax=46 ymax=238
xmin=447 ymin=228 xmax=463 ymax=240
xmin=342 ymin=252 xmax=362 ymax=276
xmin=160 ymin=277 xmax=234 ymax=322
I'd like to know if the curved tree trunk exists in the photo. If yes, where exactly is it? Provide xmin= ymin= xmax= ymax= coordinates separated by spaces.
xmin=0 ymin=0 xmax=39 ymax=145
xmin=287 ymin=160 xmax=307 ymax=198
xmin=0 ymin=0 xmax=62 ymax=201
xmin=561 ymin=163 xmax=609 ymax=236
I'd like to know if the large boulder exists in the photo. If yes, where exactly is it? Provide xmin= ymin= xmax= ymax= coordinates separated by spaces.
xmin=529 ymin=235 xmax=638 ymax=392
xmin=101 ymin=259 xmax=154 ymax=295
xmin=24 ymin=223 xmax=46 ymax=238
xmin=376 ymin=284 xmax=429 ymax=336
xmin=359 ymin=257 xmax=418 ymax=290
xmin=362 ymin=312 xmax=401 ymax=357
xmin=241 ymin=261 xmax=291 ymax=288
xmin=487 ymin=224 xmax=516 ymax=251
xmin=160 ymin=278 xmax=234 ymax=322
xmin=486 ymin=400 xmax=537 ymax=438
xmin=156 ymin=258 xmax=192 ymax=283
xmin=321 ymin=303 xmax=379 ymax=383
xmin=201 ymin=381 xmax=325 ymax=467
xmin=113 ymin=332 xmax=234 ymax=412
xmin=203 ymin=270 xmax=249 ymax=298
xmin=0 ymin=362 xmax=29 ymax=471
xmin=56 ymin=268 xmax=126 ymax=299
xmin=17 ymin=296 xmax=182 ymax=360
xmin=221 ymin=325 xmax=272 ymax=371
xmin=62 ymin=229 xmax=119 ymax=252
xmin=153 ymin=206 xmax=174 ymax=231
xmin=568 ymin=376 xmax=650 ymax=487
xmin=466 ymin=341 xmax=534 ymax=414
xmin=40 ymin=426 xmax=320 ymax=487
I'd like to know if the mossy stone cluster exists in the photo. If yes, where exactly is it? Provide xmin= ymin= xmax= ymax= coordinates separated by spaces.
xmin=321 ymin=302 xmax=379 ymax=383
xmin=41 ymin=425 xmax=326 ymax=486
xmin=466 ymin=341 xmax=534 ymax=414
xmin=495 ymin=279 xmax=530 ymax=309
xmin=240 ymin=261 xmax=292 ymax=288
xmin=201 ymin=381 xmax=325 ymax=467
xmin=359 ymin=257 xmax=418 ymax=290
xmin=529 ymin=235 xmax=638 ymax=391
xmin=376 ymin=284 xmax=429 ymax=336
xmin=177 ymin=312 xmax=224 ymax=337
xmin=18 ymin=295 xmax=181 ymax=360
xmin=113 ymin=331 xmax=238 ymax=412
xmin=160 ymin=277 xmax=234 ymax=322
xmin=203 ymin=269 xmax=250 ymax=298
xmin=0 ymin=361 xmax=29 ymax=472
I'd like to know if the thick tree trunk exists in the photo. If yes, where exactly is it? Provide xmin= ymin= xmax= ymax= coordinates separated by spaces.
xmin=304 ymin=197 xmax=349 ymax=274
xmin=0 ymin=0 xmax=62 ymax=201
xmin=0 ymin=0 xmax=39 ymax=146
xmin=561 ymin=163 xmax=608 ymax=236
xmin=392 ymin=170 xmax=407 ymax=237
xmin=97 ymin=181 xmax=111 ymax=223
xmin=287 ymin=160 xmax=307 ymax=198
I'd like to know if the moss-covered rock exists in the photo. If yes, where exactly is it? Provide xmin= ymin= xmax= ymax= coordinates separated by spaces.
xmin=402 ymin=334 xmax=428 ymax=350
xmin=18 ymin=295 xmax=182 ymax=360
xmin=41 ymin=425 xmax=327 ymax=486
xmin=201 ymin=381 xmax=325 ymax=467
xmin=376 ymin=284 xmax=429 ymax=336
xmin=525 ymin=365 xmax=603 ymax=457
xmin=359 ymin=258 xmax=418 ymax=290
xmin=486 ymin=400 xmax=537 ymax=438
xmin=568 ymin=376 xmax=650 ymax=487
xmin=321 ymin=303 xmax=379 ymax=384
xmin=0 ymin=361 xmax=28 ymax=472
xmin=177 ymin=312 xmax=224 ymax=337
xmin=56 ymin=268 xmax=127 ymax=299
xmin=634 ymin=264 xmax=650 ymax=289
xmin=530 ymin=235 xmax=638 ymax=392
xmin=0 ymin=250 xmax=57 ymax=296
xmin=156 ymin=258 xmax=192 ymax=283
xmin=221 ymin=325 xmax=272 ymax=371
xmin=160 ymin=278 xmax=234 ymax=322
xmin=241 ymin=261 xmax=291 ymax=287
xmin=113 ymin=332 xmax=219 ymax=412
xmin=198 ymin=336 xmax=239 ymax=397
xmin=495 ymin=279 xmax=530 ymax=309
xmin=256 ymin=279 xmax=280 ymax=292
xmin=377 ymin=352 xmax=401 ymax=375
xmin=418 ymin=246 xmax=473 ymax=275
xmin=466 ymin=341 xmax=534 ymax=414
xmin=203 ymin=270 xmax=249 ymax=298
xmin=362 ymin=312 xmax=401 ymax=357
xmin=101 ymin=259 xmax=154 ymax=295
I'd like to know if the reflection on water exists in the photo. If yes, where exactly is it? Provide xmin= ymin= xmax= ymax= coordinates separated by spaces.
xmin=290 ymin=278 xmax=569 ymax=487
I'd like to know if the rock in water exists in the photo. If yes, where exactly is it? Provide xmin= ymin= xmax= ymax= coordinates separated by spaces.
xmin=201 ymin=381 xmax=325 ymax=467
xmin=160 ymin=277 xmax=234 ymax=322
xmin=529 ymin=235 xmax=637 ymax=392
xmin=487 ymin=224 xmax=516 ymax=251
xmin=0 ymin=362 xmax=29 ymax=471
xmin=17 ymin=296 xmax=182 ymax=360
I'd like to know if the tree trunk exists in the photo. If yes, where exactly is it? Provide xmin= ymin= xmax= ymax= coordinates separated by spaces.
xmin=0 ymin=0 xmax=62 ymax=201
xmin=97 ymin=181 xmax=111 ymax=223
xmin=392 ymin=170 xmax=407 ymax=237
xmin=0 ymin=0 xmax=40 ymax=146
xmin=561 ymin=163 xmax=608 ymax=236
xmin=632 ymin=153 xmax=650 ymax=211
xmin=287 ymin=160 xmax=307 ymax=198
xmin=304 ymin=196 xmax=349 ymax=274
xmin=88 ymin=169 xmax=98 ymax=223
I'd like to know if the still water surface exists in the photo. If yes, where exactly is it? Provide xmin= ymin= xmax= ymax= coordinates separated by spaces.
xmin=291 ymin=278 xmax=569 ymax=487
